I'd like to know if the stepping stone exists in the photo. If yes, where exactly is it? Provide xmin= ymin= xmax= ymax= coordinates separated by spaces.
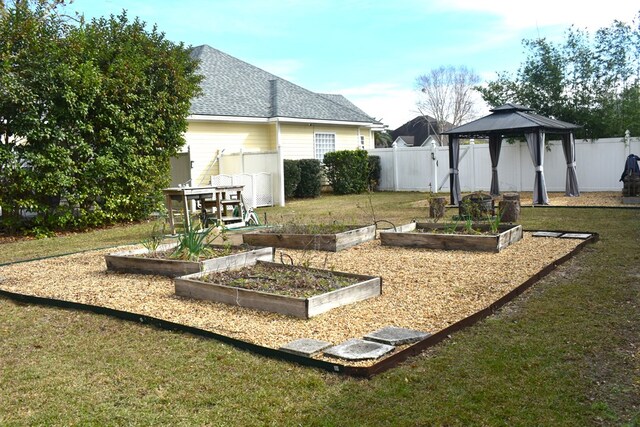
xmin=324 ymin=339 xmax=394 ymax=361
xmin=532 ymin=231 xmax=563 ymax=238
xmin=363 ymin=326 xmax=431 ymax=346
xmin=279 ymin=338 xmax=332 ymax=357
xmin=560 ymin=233 xmax=592 ymax=240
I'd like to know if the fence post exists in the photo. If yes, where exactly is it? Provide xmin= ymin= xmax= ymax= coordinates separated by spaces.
xmin=430 ymin=140 xmax=438 ymax=193
xmin=392 ymin=143 xmax=399 ymax=191
xmin=625 ymin=130 xmax=631 ymax=157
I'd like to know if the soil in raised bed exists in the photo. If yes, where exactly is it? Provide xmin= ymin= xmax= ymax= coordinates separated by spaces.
xmin=138 ymin=245 xmax=247 ymax=261
xmin=197 ymin=263 xmax=359 ymax=298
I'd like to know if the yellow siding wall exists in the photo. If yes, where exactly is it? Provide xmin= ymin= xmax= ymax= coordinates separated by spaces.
xmin=185 ymin=121 xmax=274 ymax=186
xmin=182 ymin=120 xmax=375 ymax=187
xmin=279 ymin=123 xmax=373 ymax=159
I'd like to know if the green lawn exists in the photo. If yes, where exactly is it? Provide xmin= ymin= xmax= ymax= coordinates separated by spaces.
xmin=1 ymin=192 xmax=638 ymax=426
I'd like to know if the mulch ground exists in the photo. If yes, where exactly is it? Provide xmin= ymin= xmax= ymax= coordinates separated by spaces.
xmin=0 ymin=232 xmax=583 ymax=367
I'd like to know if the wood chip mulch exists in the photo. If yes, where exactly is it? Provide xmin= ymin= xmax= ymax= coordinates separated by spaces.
xmin=0 ymin=233 xmax=583 ymax=367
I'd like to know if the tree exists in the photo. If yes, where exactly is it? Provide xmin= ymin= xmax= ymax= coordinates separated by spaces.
xmin=476 ymin=11 xmax=640 ymax=139
xmin=0 ymin=1 xmax=202 ymax=233
xmin=374 ymin=130 xmax=393 ymax=147
xmin=416 ymin=66 xmax=481 ymax=145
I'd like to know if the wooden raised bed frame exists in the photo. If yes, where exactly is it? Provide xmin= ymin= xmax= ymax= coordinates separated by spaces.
xmin=242 ymin=224 xmax=376 ymax=252
xmin=380 ymin=222 xmax=523 ymax=252
xmin=175 ymin=261 xmax=382 ymax=319
xmin=105 ymin=243 xmax=274 ymax=277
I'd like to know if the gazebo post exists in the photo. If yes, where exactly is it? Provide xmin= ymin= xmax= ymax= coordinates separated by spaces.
xmin=489 ymin=134 xmax=502 ymax=196
xmin=448 ymin=136 xmax=461 ymax=205
xmin=562 ymin=132 xmax=580 ymax=196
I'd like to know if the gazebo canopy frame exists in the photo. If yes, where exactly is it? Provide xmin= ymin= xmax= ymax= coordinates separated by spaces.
xmin=442 ymin=104 xmax=581 ymax=206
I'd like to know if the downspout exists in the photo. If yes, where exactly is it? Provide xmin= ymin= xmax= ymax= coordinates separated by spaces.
xmin=270 ymin=79 xmax=285 ymax=207
xmin=276 ymin=119 xmax=285 ymax=206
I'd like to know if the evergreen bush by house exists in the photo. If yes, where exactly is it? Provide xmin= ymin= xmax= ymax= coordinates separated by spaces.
xmin=283 ymin=159 xmax=301 ymax=199
xmin=323 ymin=150 xmax=370 ymax=195
xmin=294 ymin=159 xmax=322 ymax=198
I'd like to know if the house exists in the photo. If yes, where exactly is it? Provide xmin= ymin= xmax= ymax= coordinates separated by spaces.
xmin=391 ymin=115 xmax=452 ymax=147
xmin=391 ymin=135 xmax=440 ymax=148
xmin=171 ymin=45 xmax=384 ymax=206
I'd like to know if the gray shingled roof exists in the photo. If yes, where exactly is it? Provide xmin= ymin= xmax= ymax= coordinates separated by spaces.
xmin=189 ymin=45 xmax=380 ymax=124
xmin=443 ymin=103 xmax=580 ymax=137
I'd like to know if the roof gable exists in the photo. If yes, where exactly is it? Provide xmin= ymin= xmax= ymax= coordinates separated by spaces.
xmin=189 ymin=45 xmax=379 ymax=124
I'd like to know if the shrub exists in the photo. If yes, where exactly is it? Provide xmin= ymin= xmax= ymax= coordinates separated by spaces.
xmin=0 ymin=4 xmax=201 ymax=235
xmin=368 ymin=155 xmax=381 ymax=191
xmin=323 ymin=150 xmax=369 ymax=195
xmin=295 ymin=159 xmax=322 ymax=198
xmin=283 ymin=159 xmax=301 ymax=199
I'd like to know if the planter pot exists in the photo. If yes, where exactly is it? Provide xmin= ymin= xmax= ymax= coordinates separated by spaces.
xmin=242 ymin=224 xmax=376 ymax=252
xmin=459 ymin=192 xmax=494 ymax=220
xmin=105 ymin=243 xmax=274 ymax=277
xmin=175 ymin=261 xmax=382 ymax=318
xmin=380 ymin=222 xmax=523 ymax=252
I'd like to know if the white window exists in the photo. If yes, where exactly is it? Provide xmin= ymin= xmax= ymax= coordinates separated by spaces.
xmin=359 ymin=135 xmax=365 ymax=149
xmin=314 ymin=132 xmax=335 ymax=161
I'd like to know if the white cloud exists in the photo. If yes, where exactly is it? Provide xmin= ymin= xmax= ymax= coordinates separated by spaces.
xmin=336 ymin=83 xmax=420 ymax=129
xmin=431 ymin=0 xmax=638 ymax=31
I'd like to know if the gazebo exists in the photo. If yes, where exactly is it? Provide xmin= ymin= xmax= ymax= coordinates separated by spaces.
xmin=442 ymin=104 xmax=581 ymax=205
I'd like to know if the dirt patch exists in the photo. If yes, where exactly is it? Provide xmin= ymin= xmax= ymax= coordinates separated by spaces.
xmin=0 ymin=234 xmax=583 ymax=367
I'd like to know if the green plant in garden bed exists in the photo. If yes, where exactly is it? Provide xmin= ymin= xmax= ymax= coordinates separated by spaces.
xmin=487 ymin=211 xmax=502 ymax=234
xmin=141 ymin=223 xmax=166 ymax=253
xmin=142 ymin=223 xmax=233 ymax=261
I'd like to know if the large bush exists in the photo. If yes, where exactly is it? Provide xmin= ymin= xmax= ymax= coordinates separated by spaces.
xmin=294 ymin=159 xmax=322 ymax=198
xmin=283 ymin=159 xmax=301 ymax=199
xmin=0 ymin=2 xmax=201 ymax=233
xmin=323 ymin=150 xmax=370 ymax=195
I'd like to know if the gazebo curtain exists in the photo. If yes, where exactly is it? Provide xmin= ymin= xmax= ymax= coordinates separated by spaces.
xmin=448 ymin=136 xmax=461 ymax=205
xmin=562 ymin=133 xmax=580 ymax=196
xmin=525 ymin=131 xmax=549 ymax=205
xmin=489 ymin=134 xmax=502 ymax=196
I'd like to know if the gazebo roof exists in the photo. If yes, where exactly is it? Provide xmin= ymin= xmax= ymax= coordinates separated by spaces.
xmin=442 ymin=103 xmax=580 ymax=137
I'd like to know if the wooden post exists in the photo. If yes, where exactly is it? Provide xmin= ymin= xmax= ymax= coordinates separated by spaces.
xmin=429 ymin=197 xmax=446 ymax=219
xmin=166 ymin=194 xmax=176 ymax=234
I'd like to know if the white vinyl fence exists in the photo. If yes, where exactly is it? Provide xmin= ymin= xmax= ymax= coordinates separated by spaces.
xmin=368 ymin=136 xmax=640 ymax=193
xmin=212 ymin=149 xmax=280 ymax=207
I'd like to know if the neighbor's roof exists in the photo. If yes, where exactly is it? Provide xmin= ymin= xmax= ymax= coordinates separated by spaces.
xmin=391 ymin=115 xmax=450 ymax=146
xmin=443 ymin=103 xmax=580 ymax=136
xmin=189 ymin=45 xmax=380 ymax=124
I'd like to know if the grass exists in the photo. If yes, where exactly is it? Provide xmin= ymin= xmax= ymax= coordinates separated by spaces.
xmin=1 ymin=192 xmax=639 ymax=426
xmin=0 ymin=221 xmax=156 ymax=265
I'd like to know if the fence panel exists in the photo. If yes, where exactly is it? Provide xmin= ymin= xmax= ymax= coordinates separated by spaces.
xmin=369 ymin=136 xmax=640 ymax=194
xmin=217 ymin=150 xmax=278 ymax=206
xmin=211 ymin=173 xmax=273 ymax=208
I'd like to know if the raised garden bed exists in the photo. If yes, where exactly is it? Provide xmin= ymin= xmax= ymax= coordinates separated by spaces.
xmin=175 ymin=260 xmax=381 ymax=318
xmin=105 ymin=243 xmax=274 ymax=277
xmin=380 ymin=222 xmax=523 ymax=252
xmin=242 ymin=224 xmax=376 ymax=252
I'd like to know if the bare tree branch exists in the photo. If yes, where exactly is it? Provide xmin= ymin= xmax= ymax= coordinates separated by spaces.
xmin=416 ymin=66 xmax=480 ymax=145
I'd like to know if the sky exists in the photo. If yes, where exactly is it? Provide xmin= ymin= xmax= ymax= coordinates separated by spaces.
xmin=64 ymin=0 xmax=639 ymax=129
